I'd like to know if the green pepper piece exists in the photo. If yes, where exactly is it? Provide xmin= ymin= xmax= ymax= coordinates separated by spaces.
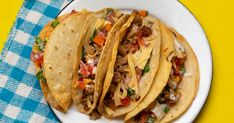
xmin=51 ymin=19 xmax=60 ymax=28
xmin=147 ymin=117 xmax=155 ymax=123
xmin=36 ymin=69 xmax=46 ymax=82
xmin=163 ymin=106 xmax=170 ymax=113
xmin=81 ymin=47 xmax=86 ymax=61
xmin=180 ymin=64 xmax=186 ymax=75
xmin=143 ymin=64 xmax=150 ymax=73
xmin=35 ymin=37 xmax=42 ymax=44
xmin=127 ymin=88 xmax=135 ymax=96
xmin=90 ymin=30 xmax=96 ymax=45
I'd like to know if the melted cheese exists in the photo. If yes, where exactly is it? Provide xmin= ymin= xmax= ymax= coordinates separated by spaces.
xmin=94 ymin=18 xmax=105 ymax=29
xmin=132 ymin=42 xmax=154 ymax=69
xmin=127 ymin=53 xmax=139 ymax=94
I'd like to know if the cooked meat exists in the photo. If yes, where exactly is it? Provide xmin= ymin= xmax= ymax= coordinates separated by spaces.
xmin=135 ymin=67 xmax=143 ymax=81
xmin=104 ymin=97 xmax=117 ymax=110
xmin=113 ymin=72 xmax=123 ymax=83
xmin=167 ymin=79 xmax=178 ymax=90
xmin=129 ymin=44 xmax=139 ymax=53
xmin=81 ymin=98 xmax=90 ymax=111
xmin=85 ymin=83 xmax=95 ymax=94
xmin=116 ymin=56 xmax=127 ymax=66
xmin=118 ymin=65 xmax=129 ymax=73
xmin=133 ymin=13 xmax=142 ymax=26
xmin=93 ymin=55 xmax=100 ymax=65
xmin=84 ymin=106 xmax=90 ymax=111
xmin=141 ymin=26 xmax=152 ymax=37
xmin=118 ymin=41 xmax=130 ymax=56
xmin=89 ymin=110 xmax=101 ymax=120
xmin=167 ymin=89 xmax=180 ymax=105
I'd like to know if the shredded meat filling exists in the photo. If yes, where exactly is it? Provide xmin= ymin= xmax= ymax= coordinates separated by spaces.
xmin=157 ymin=56 xmax=186 ymax=107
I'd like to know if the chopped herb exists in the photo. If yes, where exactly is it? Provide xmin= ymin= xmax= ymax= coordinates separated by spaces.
xmin=180 ymin=64 xmax=186 ymax=75
xmin=36 ymin=69 xmax=46 ymax=82
xmin=90 ymin=30 xmax=96 ymax=45
xmin=35 ymin=37 xmax=47 ymax=51
xmin=105 ymin=8 xmax=114 ymax=18
xmin=44 ymin=38 xmax=48 ymax=43
xmin=163 ymin=106 xmax=170 ymax=113
xmin=82 ymin=47 xmax=85 ymax=61
xmin=127 ymin=88 xmax=135 ymax=96
xmin=51 ymin=19 xmax=60 ymax=28
xmin=38 ymin=42 xmax=45 ymax=51
xmin=146 ymin=117 xmax=155 ymax=123
xmin=143 ymin=64 xmax=150 ymax=73
xmin=78 ymin=73 xmax=83 ymax=78
xmin=35 ymin=37 xmax=42 ymax=44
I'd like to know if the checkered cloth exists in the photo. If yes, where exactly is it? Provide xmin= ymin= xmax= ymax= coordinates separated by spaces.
xmin=0 ymin=0 xmax=72 ymax=122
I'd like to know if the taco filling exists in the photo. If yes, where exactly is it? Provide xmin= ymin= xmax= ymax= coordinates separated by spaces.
xmin=103 ymin=11 xmax=155 ymax=111
xmin=74 ymin=9 xmax=123 ymax=114
xmin=134 ymin=39 xmax=187 ymax=122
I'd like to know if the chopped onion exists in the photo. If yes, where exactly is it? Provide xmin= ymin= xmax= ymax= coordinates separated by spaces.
xmin=152 ymin=101 xmax=166 ymax=121
xmin=92 ymin=67 xmax=97 ymax=75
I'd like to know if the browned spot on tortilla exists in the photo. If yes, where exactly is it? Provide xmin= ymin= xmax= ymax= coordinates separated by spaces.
xmin=54 ymin=46 xmax=58 ymax=50
xmin=67 ymin=51 xmax=71 ymax=57
xmin=164 ymin=48 xmax=168 ymax=52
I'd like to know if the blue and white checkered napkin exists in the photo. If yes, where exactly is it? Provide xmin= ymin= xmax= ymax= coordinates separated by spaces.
xmin=0 ymin=0 xmax=72 ymax=122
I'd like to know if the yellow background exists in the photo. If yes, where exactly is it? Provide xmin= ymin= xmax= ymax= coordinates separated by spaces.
xmin=0 ymin=0 xmax=233 ymax=122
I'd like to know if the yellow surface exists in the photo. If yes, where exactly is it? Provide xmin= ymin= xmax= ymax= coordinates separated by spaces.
xmin=0 ymin=0 xmax=23 ymax=50
xmin=0 ymin=0 xmax=233 ymax=122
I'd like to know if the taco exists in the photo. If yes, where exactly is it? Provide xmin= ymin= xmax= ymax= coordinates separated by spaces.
xmin=31 ymin=10 xmax=92 ymax=112
xmin=31 ymin=10 xmax=84 ymax=112
xmin=98 ymin=11 xmax=161 ymax=118
xmin=125 ymin=22 xmax=199 ymax=123
xmin=71 ymin=8 xmax=131 ymax=118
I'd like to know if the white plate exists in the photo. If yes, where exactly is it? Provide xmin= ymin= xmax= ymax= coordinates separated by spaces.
xmin=53 ymin=0 xmax=213 ymax=123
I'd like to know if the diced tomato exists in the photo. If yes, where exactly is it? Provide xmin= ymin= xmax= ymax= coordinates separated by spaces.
xmin=136 ymin=30 xmax=143 ymax=39
xmin=105 ymin=23 xmax=112 ymax=32
xmin=136 ymin=37 xmax=145 ymax=46
xmin=79 ymin=62 xmax=90 ymax=77
xmin=86 ymin=64 xmax=94 ymax=73
xmin=30 ymin=51 xmax=43 ymax=67
xmin=77 ymin=78 xmax=85 ymax=90
xmin=140 ymin=113 xmax=148 ymax=123
xmin=121 ymin=96 xmax=131 ymax=106
xmin=139 ymin=10 xmax=148 ymax=17
xmin=93 ymin=33 xmax=106 ymax=46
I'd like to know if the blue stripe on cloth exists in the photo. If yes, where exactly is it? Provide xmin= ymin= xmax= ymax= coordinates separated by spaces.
xmin=16 ymin=18 xmax=24 ymax=29
xmin=0 ymin=89 xmax=14 ymax=103
xmin=31 ymin=25 xmax=43 ymax=36
xmin=10 ymin=67 xmax=26 ymax=82
xmin=20 ymin=45 xmax=32 ymax=59
xmin=22 ymin=98 xmax=39 ymax=111
xmin=0 ymin=0 xmax=72 ymax=122
xmin=44 ymin=5 xmax=60 ymax=18
xmin=24 ymin=0 xmax=36 ymax=10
